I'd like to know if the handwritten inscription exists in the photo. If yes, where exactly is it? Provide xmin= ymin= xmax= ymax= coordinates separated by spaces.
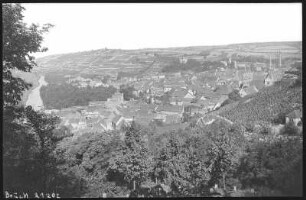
xmin=4 ymin=191 xmax=60 ymax=199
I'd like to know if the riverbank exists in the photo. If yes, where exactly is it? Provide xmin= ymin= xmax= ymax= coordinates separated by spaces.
xmin=25 ymin=75 xmax=48 ymax=110
xmin=11 ymin=70 xmax=40 ymax=106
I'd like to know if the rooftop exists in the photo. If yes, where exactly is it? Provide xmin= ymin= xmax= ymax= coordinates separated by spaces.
xmin=287 ymin=109 xmax=302 ymax=119
xmin=156 ymin=105 xmax=184 ymax=113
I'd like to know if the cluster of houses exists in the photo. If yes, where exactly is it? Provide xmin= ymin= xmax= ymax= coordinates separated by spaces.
xmin=66 ymin=75 xmax=109 ymax=88
xmin=45 ymin=54 xmax=294 ymax=136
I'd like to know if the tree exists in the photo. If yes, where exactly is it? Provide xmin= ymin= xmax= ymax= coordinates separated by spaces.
xmin=1 ymin=3 xmax=76 ymax=195
xmin=153 ymin=131 xmax=211 ymax=197
xmin=3 ymin=106 xmax=62 ymax=193
xmin=3 ymin=3 xmax=53 ymax=107
xmin=119 ymin=84 xmax=137 ymax=101
xmin=203 ymin=120 xmax=246 ymax=192
xmin=107 ymin=122 xmax=153 ymax=193
xmin=237 ymin=137 xmax=303 ymax=196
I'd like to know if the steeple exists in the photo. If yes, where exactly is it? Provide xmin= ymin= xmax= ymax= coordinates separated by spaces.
xmin=269 ymin=55 xmax=272 ymax=70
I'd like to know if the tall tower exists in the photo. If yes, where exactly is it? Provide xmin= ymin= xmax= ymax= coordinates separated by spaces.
xmin=269 ymin=55 xmax=272 ymax=70
xmin=279 ymin=51 xmax=282 ymax=68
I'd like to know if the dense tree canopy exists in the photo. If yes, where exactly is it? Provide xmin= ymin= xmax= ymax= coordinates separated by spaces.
xmin=3 ymin=3 xmax=53 ymax=107
xmin=2 ymin=3 xmax=79 ymax=196
xmin=40 ymin=83 xmax=117 ymax=109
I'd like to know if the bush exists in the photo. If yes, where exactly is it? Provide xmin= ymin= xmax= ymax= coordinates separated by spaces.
xmin=244 ymin=122 xmax=254 ymax=132
xmin=272 ymin=113 xmax=286 ymax=124
xmin=280 ymin=121 xmax=299 ymax=135
xmin=254 ymin=123 xmax=269 ymax=135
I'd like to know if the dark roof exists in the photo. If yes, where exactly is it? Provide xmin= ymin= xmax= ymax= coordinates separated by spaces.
xmin=287 ymin=110 xmax=302 ymax=119
xmin=244 ymin=85 xmax=258 ymax=95
xmin=215 ymin=85 xmax=233 ymax=95
xmin=250 ymin=80 xmax=265 ymax=90
xmin=253 ymin=72 xmax=266 ymax=81
xmin=172 ymin=89 xmax=188 ymax=98
xmin=112 ymin=114 xmax=122 ymax=123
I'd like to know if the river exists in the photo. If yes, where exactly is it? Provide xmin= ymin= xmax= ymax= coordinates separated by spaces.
xmin=26 ymin=75 xmax=48 ymax=111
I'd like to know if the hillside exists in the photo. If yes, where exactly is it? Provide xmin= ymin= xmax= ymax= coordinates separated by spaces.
xmin=218 ymin=79 xmax=302 ymax=126
xmin=34 ymin=41 xmax=302 ymax=76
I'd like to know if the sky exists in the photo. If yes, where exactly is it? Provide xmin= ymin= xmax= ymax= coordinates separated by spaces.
xmin=21 ymin=3 xmax=302 ymax=58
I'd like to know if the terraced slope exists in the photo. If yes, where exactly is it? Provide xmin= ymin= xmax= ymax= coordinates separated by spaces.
xmin=219 ymin=79 xmax=302 ymax=125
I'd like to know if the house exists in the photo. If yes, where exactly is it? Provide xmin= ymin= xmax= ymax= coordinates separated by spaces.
xmin=216 ymin=77 xmax=227 ymax=86
xmin=250 ymin=72 xmax=266 ymax=90
xmin=152 ymin=74 xmax=165 ymax=80
xmin=214 ymin=85 xmax=233 ymax=95
xmin=196 ymin=116 xmax=216 ymax=126
xmin=107 ymin=92 xmax=124 ymax=103
xmin=236 ymin=71 xmax=253 ymax=83
xmin=250 ymin=80 xmax=265 ymax=91
xmin=184 ymin=90 xmax=196 ymax=99
xmin=264 ymin=72 xmax=274 ymax=86
xmin=253 ymin=63 xmax=266 ymax=71
xmin=154 ymin=113 xmax=167 ymax=123
xmin=179 ymin=56 xmax=188 ymax=64
xmin=239 ymin=85 xmax=258 ymax=97
xmin=165 ymin=114 xmax=182 ymax=124
xmin=286 ymin=110 xmax=302 ymax=126
xmin=213 ymin=95 xmax=229 ymax=110
xmin=197 ymin=99 xmax=216 ymax=113
xmin=264 ymin=70 xmax=283 ymax=86
xmin=151 ymin=86 xmax=164 ymax=97
xmin=184 ymin=104 xmax=202 ymax=116
xmin=220 ymin=61 xmax=228 ymax=67
xmin=44 ymin=109 xmax=59 ymax=114
xmin=112 ymin=114 xmax=130 ymax=130
xmin=169 ymin=97 xmax=183 ymax=106
xmin=156 ymin=105 xmax=184 ymax=117
xmin=236 ymin=62 xmax=251 ymax=71
xmin=89 ymin=101 xmax=106 ymax=107
xmin=100 ymin=119 xmax=113 ymax=131
xmin=132 ymin=90 xmax=140 ymax=97
xmin=169 ymin=88 xmax=188 ymax=106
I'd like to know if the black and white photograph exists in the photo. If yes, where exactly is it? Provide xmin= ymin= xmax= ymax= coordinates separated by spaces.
xmin=2 ymin=2 xmax=303 ymax=198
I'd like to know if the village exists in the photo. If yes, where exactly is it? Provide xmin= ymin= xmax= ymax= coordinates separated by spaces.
xmin=43 ymin=52 xmax=300 ymax=137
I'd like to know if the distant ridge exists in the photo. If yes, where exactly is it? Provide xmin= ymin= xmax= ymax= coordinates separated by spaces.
xmin=36 ymin=41 xmax=301 ymax=60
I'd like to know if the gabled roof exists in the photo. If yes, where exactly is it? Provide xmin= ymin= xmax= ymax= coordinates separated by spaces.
xmin=250 ymin=80 xmax=265 ymax=90
xmin=253 ymin=72 xmax=266 ymax=81
xmin=215 ymin=85 xmax=233 ymax=95
xmin=217 ymin=95 xmax=229 ymax=103
xmin=184 ymin=92 xmax=195 ymax=99
xmin=286 ymin=110 xmax=302 ymax=119
xmin=172 ymin=88 xmax=188 ymax=98
xmin=243 ymin=85 xmax=258 ymax=95
xmin=112 ymin=114 xmax=122 ymax=124
xmin=265 ymin=70 xmax=283 ymax=81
